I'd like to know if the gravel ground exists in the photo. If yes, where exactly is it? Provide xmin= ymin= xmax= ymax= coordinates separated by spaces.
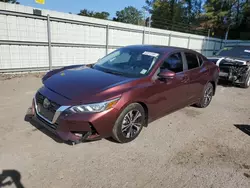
xmin=0 ymin=74 xmax=250 ymax=188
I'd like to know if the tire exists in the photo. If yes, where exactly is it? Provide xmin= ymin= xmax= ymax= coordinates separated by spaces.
xmin=240 ymin=73 xmax=250 ymax=88
xmin=112 ymin=103 xmax=146 ymax=143
xmin=195 ymin=82 xmax=214 ymax=108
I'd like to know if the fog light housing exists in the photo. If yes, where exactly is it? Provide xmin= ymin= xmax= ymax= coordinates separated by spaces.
xmin=73 ymin=133 xmax=83 ymax=138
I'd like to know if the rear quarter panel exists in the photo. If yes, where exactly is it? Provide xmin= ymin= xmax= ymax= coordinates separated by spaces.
xmin=204 ymin=59 xmax=219 ymax=94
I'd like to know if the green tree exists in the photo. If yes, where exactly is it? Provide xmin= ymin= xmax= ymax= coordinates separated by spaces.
xmin=78 ymin=9 xmax=109 ymax=20
xmin=144 ymin=0 xmax=249 ymax=38
xmin=113 ymin=6 xmax=143 ymax=25
xmin=145 ymin=0 xmax=204 ymax=33
xmin=0 ymin=0 xmax=19 ymax=3
xmin=202 ymin=0 xmax=247 ymax=37
xmin=145 ymin=0 xmax=181 ymax=29
xmin=228 ymin=1 xmax=250 ymax=39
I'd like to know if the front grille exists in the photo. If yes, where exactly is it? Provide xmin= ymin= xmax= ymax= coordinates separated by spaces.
xmin=36 ymin=115 xmax=57 ymax=130
xmin=36 ymin=92 xmax=60 ymax=122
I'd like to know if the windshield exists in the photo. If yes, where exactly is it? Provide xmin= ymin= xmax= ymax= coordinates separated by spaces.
xmin=93 ymin=48 xmax=160 ymax=77
xmin=216 ymin=46 xmax=250 ymax=59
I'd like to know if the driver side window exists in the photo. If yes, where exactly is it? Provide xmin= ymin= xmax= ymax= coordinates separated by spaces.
xmin=161 ymin=53 xmax=183 ymax=73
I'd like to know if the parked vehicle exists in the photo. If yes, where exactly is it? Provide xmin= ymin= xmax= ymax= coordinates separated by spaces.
xmin=207 ymin=46 xmax=250 ymax=88
xmin=31 ymin=45 xmax=219 ymax=144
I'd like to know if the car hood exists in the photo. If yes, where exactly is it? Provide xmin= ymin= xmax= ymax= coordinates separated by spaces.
xmin=43 ymin=66 xmax=134 ymax=101
xmin=208 ymin=56 xmax=249 ymax=62
xmin=207 ymin=56 xmax=248 ymax=65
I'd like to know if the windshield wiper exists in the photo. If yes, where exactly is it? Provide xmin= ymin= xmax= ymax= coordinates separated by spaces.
xmin=103 ymin=70 xmax=124 ymax=76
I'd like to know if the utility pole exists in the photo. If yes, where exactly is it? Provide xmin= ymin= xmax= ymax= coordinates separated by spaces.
xmin=142 ymin=9 xmax=147 ymax=44
xmin=148 ymin=16 xmax=151 ymax=28
xmin=225 ymin=25 xmax=231 ymax=41
xmin=148 ymin=16 xmax=151 ymax=44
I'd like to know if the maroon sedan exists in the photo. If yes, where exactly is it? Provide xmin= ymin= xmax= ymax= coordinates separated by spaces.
xmin=30 ymin=45 xmax=219 ymax=144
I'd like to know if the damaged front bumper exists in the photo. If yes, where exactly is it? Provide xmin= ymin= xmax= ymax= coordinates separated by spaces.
xmin=209 ymin=57 xmax=250 ymax=84
xmin=30 ymin=96 xmax=118 ymax=144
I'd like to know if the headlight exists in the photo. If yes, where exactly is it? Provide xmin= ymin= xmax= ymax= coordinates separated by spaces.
xmin=69 ymin=98 xmax=120 ymax=113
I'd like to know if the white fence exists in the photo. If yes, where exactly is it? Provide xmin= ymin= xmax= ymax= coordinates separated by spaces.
xmin=0 ymin=2 xmax=249 ymax=72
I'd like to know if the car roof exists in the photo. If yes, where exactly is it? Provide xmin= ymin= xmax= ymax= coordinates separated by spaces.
xmin=123 ymin=45 xmax=197 ymax=54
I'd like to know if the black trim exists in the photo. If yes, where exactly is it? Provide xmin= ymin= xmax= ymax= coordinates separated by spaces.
xmin=34 ymin=114 xmax=57 ymax=131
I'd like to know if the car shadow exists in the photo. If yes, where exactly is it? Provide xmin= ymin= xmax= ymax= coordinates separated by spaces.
xmin=218 ymin=80 xmax=243 ymax=88
xmin=105 ymin=137 xmax=119 ymax=143
xmin=0 ymin=169 xmax=25 ymax=188
xmin=218 ymin=80 xmax=234 ymax=87
xmin=234 ymin=124 xmax=250 ymax=136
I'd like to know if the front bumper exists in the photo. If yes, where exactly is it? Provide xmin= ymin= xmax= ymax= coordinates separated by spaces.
xmin=219 ymin=71 xmax=229 ymax=79
xmin=31 ymin=96 xmax=119 ymax=143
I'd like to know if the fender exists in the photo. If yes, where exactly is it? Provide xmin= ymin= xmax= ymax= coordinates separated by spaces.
xmin=216 ymin=57 xmax=225 ymax=66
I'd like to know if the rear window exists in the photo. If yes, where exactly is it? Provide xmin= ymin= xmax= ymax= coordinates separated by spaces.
xmin=198 ymin=56 xmax=203 ymax=65
xmin=185 ymin=52 xmax=200 ymax=69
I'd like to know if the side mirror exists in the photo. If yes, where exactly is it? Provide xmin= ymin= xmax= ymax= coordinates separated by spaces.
xmin=158 ymin=69 xmax=176 ymax=79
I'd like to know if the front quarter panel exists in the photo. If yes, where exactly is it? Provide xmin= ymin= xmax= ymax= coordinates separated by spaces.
xmin=114 ymin=79 xmax=165 ymax=122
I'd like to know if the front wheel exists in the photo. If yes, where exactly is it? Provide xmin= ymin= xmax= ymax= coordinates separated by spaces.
xmin=240 ymin=73 xmax=250 ymax=88
xmin=112 ymin=103 xmax=146 ymax=143
xmin=195 ymin=82 xmax=214 ymax=108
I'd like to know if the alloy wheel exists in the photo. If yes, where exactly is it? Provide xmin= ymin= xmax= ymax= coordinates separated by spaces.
xmin=204 ymin=86 xmax=213 ymax=106
xmin=121 ymin=110 xmax=143 ymax=138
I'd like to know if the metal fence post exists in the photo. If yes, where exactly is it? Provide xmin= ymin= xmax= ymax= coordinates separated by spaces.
xmin=142 ymin=30 xmax=145 ymax=44
xmin=106 ymin=24 xmax=109 ymax=55
xmin=213 ymin=41 xmax=216 ymax=54
xmin=47 ymin=14 xmax=52 ymax=70
xmin=220 ymin=39 xmax=224 ymax=49
xmin=201 ymin=38 xmax=205 ymax=55
xmin=168 ymin=33 xmax=171 ymax=46
xmin=187 ymin=36 xmax=190 ymax=49
xmin=206 ymin=29 xmax=210 ymax=56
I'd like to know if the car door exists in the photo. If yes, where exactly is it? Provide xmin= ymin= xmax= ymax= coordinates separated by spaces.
xmin=183 ymin=52 xmax=207 ymax=103
xmin=147 ymin=52 xmax=190 ymax=118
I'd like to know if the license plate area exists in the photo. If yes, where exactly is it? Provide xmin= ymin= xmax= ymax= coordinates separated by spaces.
xmin=219 ymin=72 xmax=228 ymax=77
xmin=37 ymin=103 xmax=55 ymax=122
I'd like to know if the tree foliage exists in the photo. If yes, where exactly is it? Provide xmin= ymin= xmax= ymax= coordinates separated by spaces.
xmin=228 ymin=1 xmax=250 ymax=39
xmin=0 ymin=0 xmax=19 ymax=4
xmin=201 ymin=0 xmax=249 ymax=38
xmin=145 ymin=0 xmax=250 ymax=38
xmin=113 ymin=6 xmax=143 ymax=25
xmin=78 ymin=9 xmax=109 ymax=20
xmin=145 ymin=0 xmax=205 ymax=35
